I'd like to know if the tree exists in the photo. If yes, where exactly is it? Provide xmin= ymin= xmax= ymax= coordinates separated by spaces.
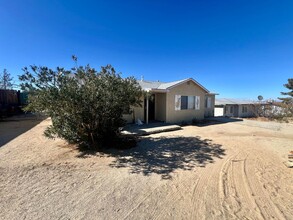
xmin=0 ymin=69 xmax=14 ymax=89
xmin=279 ymin=78 xmax=293 ymax=103
xmin=19 ymin=63 xmax=143 ymax=149
xmin=276 ymin=78 xmax=293 ymax=119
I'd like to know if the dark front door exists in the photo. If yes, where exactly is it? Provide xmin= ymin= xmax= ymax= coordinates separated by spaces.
xmin=144 ymin=94 xmax=155 ymax=122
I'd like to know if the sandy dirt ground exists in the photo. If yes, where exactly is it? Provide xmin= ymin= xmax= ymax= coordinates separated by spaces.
xmin=0 ymin=116 xmax=292 ymax=220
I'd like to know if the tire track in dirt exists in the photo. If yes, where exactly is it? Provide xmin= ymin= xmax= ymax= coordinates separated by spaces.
xmin=188 ymin=151 xmax=239 ymax=219
xmin=220 ymin=152 xmax=265 ymax=219
xmin=219 ymin=141 xmax=288 ymax=220
xmin=247 ymin=153 xmax=289 ymax=219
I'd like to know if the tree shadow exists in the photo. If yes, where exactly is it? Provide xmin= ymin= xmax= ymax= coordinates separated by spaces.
xmin=106 ymin=136 xmax=226 ymax=179
xmin=196 ymin=117 xmax=243 ymax=127
xmin=0 ymin=114 xmax=45 ymax=147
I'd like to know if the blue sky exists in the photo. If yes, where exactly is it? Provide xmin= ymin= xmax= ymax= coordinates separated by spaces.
xmin=1 ymin=0 xmax=292 ymax=100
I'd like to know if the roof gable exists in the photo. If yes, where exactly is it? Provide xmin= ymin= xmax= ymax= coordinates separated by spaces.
xmin=138 ymin=78 xmax=210 ymax=93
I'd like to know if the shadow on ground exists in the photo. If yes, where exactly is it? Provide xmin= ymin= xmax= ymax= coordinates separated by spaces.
xmin=0 ymin=114 xmax=45 ymax=147
xmin=196 ymin=117 xmax=243 ymax=127
xmin=105 ymin=136 xmax=226 ymax=179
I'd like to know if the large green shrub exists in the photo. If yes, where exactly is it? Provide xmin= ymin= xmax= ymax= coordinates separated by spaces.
xmin=19 ymin=64 xmax=142 ymax=149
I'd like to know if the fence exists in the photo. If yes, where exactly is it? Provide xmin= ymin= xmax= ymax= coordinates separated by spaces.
xmin=0 ymin=89 xmax=28 ymax=117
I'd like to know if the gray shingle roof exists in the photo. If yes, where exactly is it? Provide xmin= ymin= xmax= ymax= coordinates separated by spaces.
xmin=157 ymin=79 xmax=187 ymax=89
xmin=138 ymin=80 xmax=163 ymax=90
xmin=138 ymin=78 xmax=210 ymax=93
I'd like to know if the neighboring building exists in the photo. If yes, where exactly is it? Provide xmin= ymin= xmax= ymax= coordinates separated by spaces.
xmin=123 ymin=78 xmax=217 ymax=124
xmin=215 ymin=98 xmax=263 ymax=118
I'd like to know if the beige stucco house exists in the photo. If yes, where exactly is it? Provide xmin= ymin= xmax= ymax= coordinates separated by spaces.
xmin=123 ymin=78 xmax=217 ymax=124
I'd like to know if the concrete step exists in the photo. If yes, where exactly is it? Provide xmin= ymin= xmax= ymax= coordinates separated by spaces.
xmin=121 ymin=125 xmax=181 ymax=136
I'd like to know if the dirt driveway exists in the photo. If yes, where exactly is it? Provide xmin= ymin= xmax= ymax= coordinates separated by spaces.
xmin=0 ymin=117 xmax=292 ymax=219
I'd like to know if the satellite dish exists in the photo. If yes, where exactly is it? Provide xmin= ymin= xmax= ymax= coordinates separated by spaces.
xmin=258 ymin=95 xmax=263 ymax=101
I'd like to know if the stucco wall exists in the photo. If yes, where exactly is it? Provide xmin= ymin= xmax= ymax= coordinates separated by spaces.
xmin=123 ymin=98 xmax=144 ymax=123
xmin=222 ymin=104 xmax=255 ymax=118
xmin=223 ymin=105 xmax=238 ymax=117
xmin=123 ymin=113 xmax=133 ymax=123
xmin=155 ymin=93 xmax=166 ymax=122
xmin=166 ymin=81 xmax=206 ymax=123
xmin=238 ymin=104 xmax=255 ymax=118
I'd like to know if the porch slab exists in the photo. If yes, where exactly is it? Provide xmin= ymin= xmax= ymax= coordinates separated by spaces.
xmin=121 ymin=123 xmax=181 ymax=136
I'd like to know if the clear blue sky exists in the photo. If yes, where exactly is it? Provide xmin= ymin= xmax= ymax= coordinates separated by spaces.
xmin=1 ymin=0 xmax=292 ymax=100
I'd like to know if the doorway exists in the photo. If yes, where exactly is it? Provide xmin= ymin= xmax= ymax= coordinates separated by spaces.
xmin=144 ymin=94 xmax=155 ymax=122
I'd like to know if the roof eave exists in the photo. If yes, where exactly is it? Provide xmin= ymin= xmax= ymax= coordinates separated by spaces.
xmin=142 ymin=88 xmax=168 ymax=93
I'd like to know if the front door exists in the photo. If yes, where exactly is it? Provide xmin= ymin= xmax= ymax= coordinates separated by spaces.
xmin=144 ymin=94 xmax=155 ymax=122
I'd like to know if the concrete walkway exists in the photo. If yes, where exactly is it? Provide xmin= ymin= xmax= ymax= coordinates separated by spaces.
xmin=121 ymin=123 xmax=181 ymax=136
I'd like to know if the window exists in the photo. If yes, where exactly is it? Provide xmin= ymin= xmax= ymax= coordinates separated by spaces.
xmin=230 ymin=106 xmax=233 ymax=113
xmin=205 ymin=97 xmax=211 ymax=108
xmin=242 ymin=106 xmax=247 ymax=113
xmin=181 ymin=96 xmax=188 ymax=109
xmin=188 ymin=96 xmax=195 ymax=109
xmin=175 ymin=95 xmax=200 ymax=110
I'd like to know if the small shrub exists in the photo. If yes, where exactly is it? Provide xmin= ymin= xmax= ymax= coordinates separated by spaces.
xmin=191 ymin=117 xmax=198 ymax=125
xmin=180 ymin=120 xmax=188 ymax=126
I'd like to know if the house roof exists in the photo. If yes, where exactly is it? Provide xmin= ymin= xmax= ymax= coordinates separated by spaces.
xmin=138 ymin=78 xmax=210 ymax=93
xmin=215 ymin=98 xmax=266 ymax=105
xmin=138 ymin=80 xmax=162 ymax=90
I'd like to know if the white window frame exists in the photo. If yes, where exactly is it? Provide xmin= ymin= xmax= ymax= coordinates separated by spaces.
xmin=175 ymin=95 xmax=200 ymax=110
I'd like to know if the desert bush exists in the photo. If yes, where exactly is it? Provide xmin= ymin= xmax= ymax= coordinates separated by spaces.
xmin=19 ymin=64 xmax=142 ymax=149
xmin=191 ymin=117 xmax=198 ymax=125
xmin=180 ymin=120 xmax=188 ymax=126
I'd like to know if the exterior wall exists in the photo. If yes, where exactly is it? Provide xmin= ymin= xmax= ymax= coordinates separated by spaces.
xmin=133 ymin=103 xmax=145 ymax=122
xmin=155 ymin=93 xmax=167 ymax=122
xmin=123 ymin=113 xmax=133 ymax=123
xmin=223 ymin=105 xmax=238 ymax=117
xmin=238 ymin=104 xmax=255 ymax=118
xmin=166 ymin=81 xmax=206 ymax=123
xmin=123 ymin=97 xmax=144 ymax=123
xmin=204 ymin=94 xmax=215 ymax=117
xmin=223 ymin=104 xmax=255 ymax=118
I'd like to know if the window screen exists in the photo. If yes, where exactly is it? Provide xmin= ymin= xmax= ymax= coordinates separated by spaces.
xmin=188 ymin=96 xmax=195 ymax=109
